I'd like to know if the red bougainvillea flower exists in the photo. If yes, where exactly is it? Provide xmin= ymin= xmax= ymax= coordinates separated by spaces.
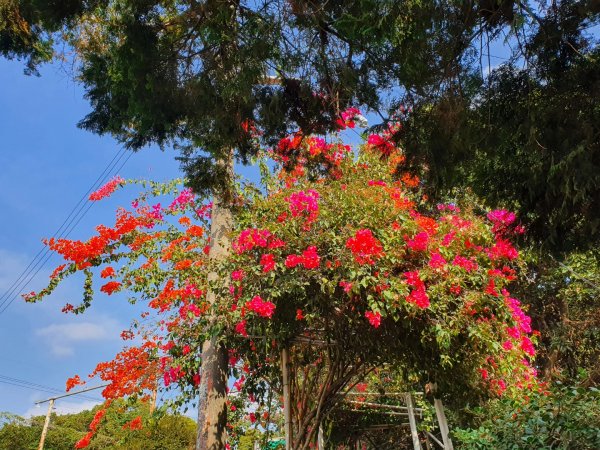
xmin=403 ymin=271 xmax=430 ymax=308
xmin=406 ymin=288 xmax=430 ymax=308
xmin=346 ymin=229 xmax=384 ymax=264
xmin=89 ymin=176 xmax=124 ymax=201
xmin=260 ymin=253 xmax=276 ymax=273
xmin=355 ymin=382 xmax=368 ymax=392
xmin=487 ymin=239 xmax=519 ymax=260
xmin=75 ymin=433 xmax=92 ymax=449
xmin=367 ymin=134 xmax=396 ymax=157
xmin=365 ymin=311 xmax=382 ymax=328
xmin=163 ymin=365 xmax=185 ymax=387
xmin=235 ymin=320 xmax=248 ymax=337
xmin=301 ymin=246 xmax=320 ymax=269
xmin=246 ymin=296 xmax=276 ymax=318
xmin=286 ymin=247 xmax=321 ymax=269
xmin=75 ymin=407 xmax=108 ymax=448
xmin=285 ymin=254 xmax=302 ymax=268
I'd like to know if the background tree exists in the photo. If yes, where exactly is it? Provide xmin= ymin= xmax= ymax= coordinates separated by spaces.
xmin=0 ymin=401 xmax=196 ymax=450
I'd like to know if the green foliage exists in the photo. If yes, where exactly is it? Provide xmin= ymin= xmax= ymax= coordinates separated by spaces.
xmin=454 ymin=384 xmax=600 ymax=450
xmin=516 ymin=248 xmax=600 ymax=383
xmin=0 ymin=0 xmax=91 ymax=74
xmin=401 ymin=2 xmax=600 ymax=251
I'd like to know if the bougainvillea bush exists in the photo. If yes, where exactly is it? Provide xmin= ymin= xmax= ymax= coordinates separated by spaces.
xmin=28 ymin=118 xmax=537 ymax=448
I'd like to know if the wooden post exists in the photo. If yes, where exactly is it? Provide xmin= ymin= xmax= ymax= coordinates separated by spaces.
xmin=404 ymin=393 xmax=422 ymax=450
xmin=37 ymin=398 xmax=54 ymax=450
xmin=317 ymin=424 xmax=324 ymax=450
xmin=433 ymin=399 xmax=454 ymax=450
xmin=281 ymin=347 xmax=292 ymax=450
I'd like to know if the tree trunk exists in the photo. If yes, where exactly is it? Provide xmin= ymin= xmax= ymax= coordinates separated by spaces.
xmin=196 ymin=155 xmax=234 ymax=450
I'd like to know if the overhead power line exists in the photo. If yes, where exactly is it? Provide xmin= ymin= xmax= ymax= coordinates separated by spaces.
xmin=0 ymin=149 xmax=133 ymax=316
xmin=0 ymin=374 xmax=102 ymax=402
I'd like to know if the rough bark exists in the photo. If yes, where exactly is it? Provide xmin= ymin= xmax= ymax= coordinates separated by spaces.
xmin=196 ymin=155 xmax=234 ymax=450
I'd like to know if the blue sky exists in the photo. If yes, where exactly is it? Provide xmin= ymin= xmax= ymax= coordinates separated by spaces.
xmin=0 ymin=57 xmax=184 ymax=417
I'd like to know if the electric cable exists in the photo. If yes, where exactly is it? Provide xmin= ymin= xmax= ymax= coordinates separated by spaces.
xmin=0 ymin=149 xmax=133 ymax=315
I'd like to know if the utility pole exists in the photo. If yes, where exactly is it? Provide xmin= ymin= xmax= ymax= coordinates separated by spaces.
xmin=35 ymin=384 xmax=107 ymax=450
xmin=37 ymin=399 xmax=54 ymax=450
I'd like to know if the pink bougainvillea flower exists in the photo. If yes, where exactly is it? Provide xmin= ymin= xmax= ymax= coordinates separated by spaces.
xmin=406 ymin=231 xmax=429 ymax=252
xmin=285 ymin=190 xmax=320 ymax=228
xmin=428 ymin=252 xmax=447 ymax=269
xmin=339 ymin=281 xmax=353 ymax=293
xmin=246 ymin=295 xmax=276 ymax=318
xmin=168 ymin=188 xmax=194 ymax=211
xmin=231 ymin=270 xmax=245 ymax=281
xmin=452 ymin=255 xmax=479 ymax=272
xmin=89 ymin=176 xmax=124 ymax=201
xmin=366 ymin=134 xmax=396 ymax=157
xmin=487 ymin=209 xmax=516 ymax=228
xmin=233 ymin=228 xmax=272 ymax=253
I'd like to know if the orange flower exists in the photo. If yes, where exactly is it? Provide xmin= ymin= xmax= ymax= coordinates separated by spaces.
xmin=187 ymin=225 xmax=204 ymax=238
xmin=122 ymin=416 xmax=143 ymax=430
xmin=174 ymin=259 xmax=193 ymax=270
xmin=100 ymin=281 xmax=122 ymax=295
xmin=66 ymin=375 xmax=84 ymax=392
xmin=100 ymin=266 xmax=115 ymax=279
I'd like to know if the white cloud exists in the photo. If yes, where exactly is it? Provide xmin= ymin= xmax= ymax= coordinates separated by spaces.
xmin=37 ymin=322 xmax=112 ymax=340
xmin=22 ymin=399 xmax=101 ymax=418
xmin=35 ymin=317 xmax=121 ymax=357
